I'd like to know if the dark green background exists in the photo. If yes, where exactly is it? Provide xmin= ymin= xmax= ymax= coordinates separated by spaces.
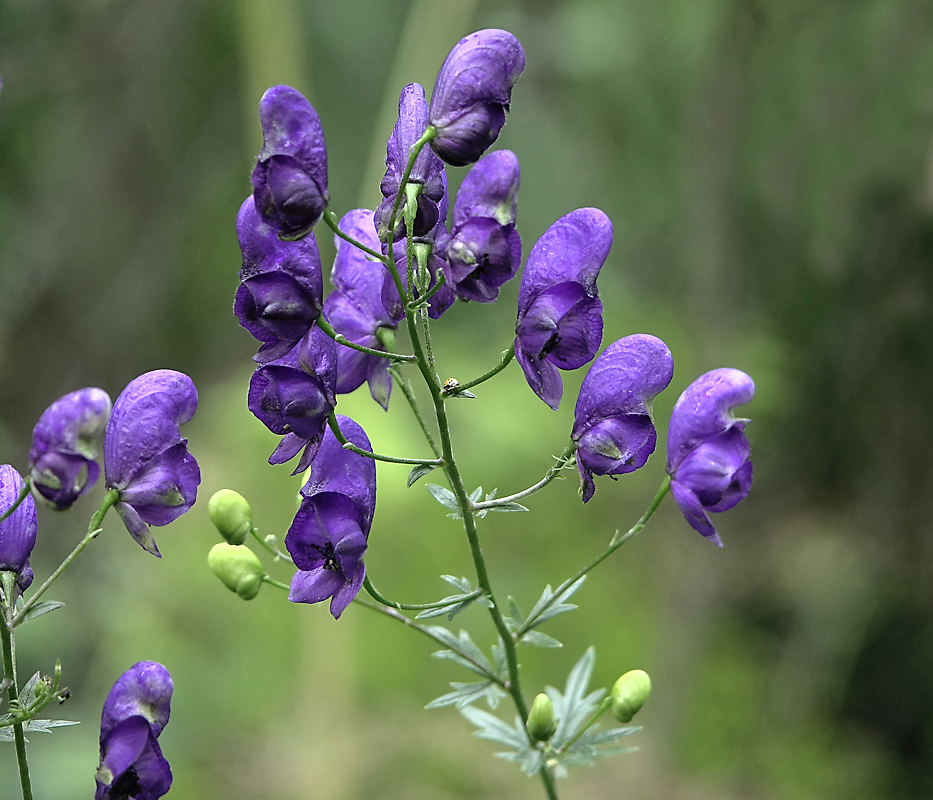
xmin=2 ymin=1 xmax=933 ymax=797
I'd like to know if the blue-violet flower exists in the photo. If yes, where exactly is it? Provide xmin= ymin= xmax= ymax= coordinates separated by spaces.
xmin=0 ymin=465 xmax=37 ymax=592
xmin=515 ymin=207 xmax=612 ymax=410
xmin=251 ymin=85 xmax=329 ymax=239
xmin=572 ymin=335 xmax=674 ymax=502
xmin=95 ymin=661 xmax=173 ymax=800
xmin=285 ymin=415 xmax=376 ymax=619
xmin=235 ymin=195 xmax=324 ymax=363
xmin=29 ymin=387 xmax=112 ymax=510
xmin=666 ymin=368 xmax=755 ymax=547
xmin=428 ymin=30 xmax=525 ymax=166
xmin=104 ymin=371 xmax=200 ymax=557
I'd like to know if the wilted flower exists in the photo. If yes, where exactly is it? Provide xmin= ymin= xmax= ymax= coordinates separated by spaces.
xmin=29 ymin=387 xmax=112 ymax=510
xmin=374 ymin=84 xmax=447 ymax=243
xmin=572 ymin=335 xmax=674 ymax=502
xmin=95 ymin=661 xmax=173 ymax=800
xmin=0 ymin=465 xmax=37 ymax=590
xmin=446 ymin=149 xmax=521 ymax=302
xmin=322 ymin=209 xmax=397 ymax=409
xmin=247 ymin=326 xmax=337 ymax=474
xmin=251 ymin=85 xmax=329 ymax=239
xmin=104 ymin=371 xmax=200 ymax=557
xmin=515 ymin=208 xmax=612 ymax=410
xmin=285 ymin=415 xmax=376 ymax=619
xmin=666 ymin=368 xmax=755 ymax=547
xmin=428 ymin=29 xmax=525 ymax=166
xmin=235 ymin=195 xmax=324 ymax=363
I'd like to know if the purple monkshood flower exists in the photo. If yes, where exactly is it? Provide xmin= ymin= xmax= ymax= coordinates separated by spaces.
xmin=96 ymin=661 xmax=173 ymax=800
xmin=374 ymin=83 xmax=447 ymax=244
xmin=104 ymin=371 xmax=200 ymax=558
xmin=572 ymin=336 xmax=674 ymax=502
xmin=29 ymin=387 xmax=112 ymax=510
xmin=428 ymin=30 xmax=525 ymax=166
xmin=251 ymin=85 xmax=329 ymax=240
xmin=447 ymin=149 xmax=521 ymax=302
xmin=323 ymin=209 xmax=397 ymax=409
xmin=666 ymin=368 xmax=755 ymax=547
xmin=248 ymin=326 xmax=337 ymax=474
xmin=235 ymin=195 xmax=324 ymax=363
xmin=0 ymin=465 xmax=37 ymax=593
xmin=286 ymin=415 xmax=376 ymax=619
xmin=515 ymin=208 xmax=612 ymax=410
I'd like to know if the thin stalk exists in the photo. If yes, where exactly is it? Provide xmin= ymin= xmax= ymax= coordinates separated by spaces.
xmin=363 ymin=575 xmax=482 ymax=611
xmin=317 ymin=316 xmax=416 ymax=363
xmin=557 ymin=697 xmax=611 ymax=754
xmin=249 ymin=527 xmax=294 ymax=563
xmin=326 ymin=413 xmax=442 ymax=467
xmin=388 ymin=366 xmax=441 ymax=458
xmin=472 ymin=442 xmax=576 ymax=511
xmin=323 ymin=210 xmax=390 ymax=262
xmin=408 ymin=268 xmax=447 ymax=309
xmin=12 ymin=489 xmax=120 ymax=628
xmin=443 ymin=344 xmax=515 ymax=396
xmin=261 ymin=575 xmax=291 ymax=591
xmin=1 ymin=573 xmax=33 ymax=800
xmin=515 ymin=477 xmax=671 ymax=639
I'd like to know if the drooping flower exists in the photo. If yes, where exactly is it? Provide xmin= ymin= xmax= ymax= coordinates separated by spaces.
xmin=323 ymin=209 xmax=397 ymax=409
xmin=247 ymin=326 xmax=337 ymax=474
xmin=29 ymin=387 xmax=112 ymax=510
xmin=95 ymin=661 xmax=173 ymax=800
xmin=446 ymin=149 xmax=521 ymax=302
xmin=234 ymin=195 xmax=324 ymax=363
xmin=515 ymin=208 xmax=612 ymax=410
xmin=251 ymin=85 xmax=329 ymax=239
xmin=572 ymin=335 xmax=674 ymax=502
xmin=374 ymin=84 xmax=447 ymax=244
xmin=666 ymin=368 xmax=755 ymax=547
xmin=0 ymin=465 xmax=37 ymax=591
xmin=428 ymin=29 xmax=525 ymax=166
xmin=285 ymin=415 xmax=376 ymax=619
xmin=104 ymin=371 xmax=200 ymax=557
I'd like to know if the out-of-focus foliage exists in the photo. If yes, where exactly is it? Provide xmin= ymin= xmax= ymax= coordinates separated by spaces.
xmin=3 ymin=0 xmax=933 ymax=798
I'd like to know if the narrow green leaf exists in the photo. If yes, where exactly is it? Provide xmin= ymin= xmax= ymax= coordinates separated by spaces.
xmin=440 ymin=575 xmax=472 ymax=593
xmin=486 ymin=502 xmax=529 ymax=513
xmin=18 ymin=601 xmax=65 ymax=625
xmin=521 ymin=631 xmax=563 ymax=648
xmin=469 ymin=486 xmax=483 ymax=503
xmin=425 ymin=483 xmax=459 ymax=510
xmin=407 ymin=463 xmax=436 ymax=487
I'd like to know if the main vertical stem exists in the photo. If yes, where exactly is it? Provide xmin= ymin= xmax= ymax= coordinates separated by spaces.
xmin=1 ymin=574 xmax=34 ymax=800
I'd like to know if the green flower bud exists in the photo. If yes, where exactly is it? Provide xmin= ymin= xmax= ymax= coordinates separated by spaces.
xmin=610 ymin=669 xmax=651 ymax=723
xmin=526 ymin=692 xmax=557 ymax=743
xmin=208 ymin=489 xmax=253 ymax=545
xmin=208 ymin=542 xmax=265 ymax=600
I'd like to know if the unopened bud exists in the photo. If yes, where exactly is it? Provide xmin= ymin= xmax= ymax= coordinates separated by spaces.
xmin=609 ymin=669 xmax=651 ymax=723
xmin=207 ymin=542 xmax=265 ymax=600
xmin=526 ymin=693 xmax=557 ymax=743
xmin=208 ymin=489 xmax=253 ymax=545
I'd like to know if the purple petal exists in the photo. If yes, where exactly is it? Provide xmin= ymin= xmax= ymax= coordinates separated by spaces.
xmin=451 ymin=149 xmax=520 ymax=228
xmin=516 ymin=282 xmax=603 ymax=370
xmin=330 ymin=562 xmax=365 ymax=619
xmin=96 ymin=716 xmax=172 ymax=800
xmin=514 ymin=340 xmax=564 ymax=411
xmin=100 ymin=662 xmax=173 ymax=740
xmin=367 ymin=356 xmax=392 ymax=411
xmin=117 ymin=441 xmax=200 ymax=527
xmin=381 ymin=252 xmax=455 ymax=321
xmin=330 ymin=209 xmax=393 ymax=325
xmin=0 ymin=465 xmax=37 ymax=573
xmin=447 ymin=218 xmax=521 ymax=303
xmin=115 ymin=502 xmax=161 ymax=557
xmin=285 ymin=493 xmax=365 ymax=571
xmin=670 ymin=480 xmax=723 ymax=547
xmin=288 ymin=567 xmax=345 ymax=605
xmin=672 ymin=429 xmax=751 ymax=509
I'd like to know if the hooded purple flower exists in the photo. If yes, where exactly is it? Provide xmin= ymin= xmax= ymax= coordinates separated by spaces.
xmin=95 ymin=661 xmax=173 ymax=800
xmin=104 ymin=371 xmax=200 ymax=557
xmin=0 ymin=465 xmax=37 ymax=592
xmin=235 ymin=195 xmax=324 ymax=363
xmin=374 ymin=84 xmax=448 ymax=244
xmin=251 ymin=85 xmax=329 ymax=239
xmin=322 ymin=209 xmax=397 ymax=409
xmin=248 ymin=325 xmax=337 ymax=474
xmin=571 ymin=336 xmax=674 ymax=502
xmin=428 ymin=30 xmax=525 ymax=166
xmin=29 ymin=387 xmax=112 ymax=510
xmin=666 ymin=369 xmax=755 ymax=547
xmin=447 ymin=149 xmax=521 ymax=302
xmin=515 ymin=208 xmax=612 ymax=410
xmin=285 ymin=415 xmax=376 ymax=619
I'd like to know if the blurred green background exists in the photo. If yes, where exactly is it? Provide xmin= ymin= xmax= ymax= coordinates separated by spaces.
xmin=2 ymin=0 xmax=933 ymax=797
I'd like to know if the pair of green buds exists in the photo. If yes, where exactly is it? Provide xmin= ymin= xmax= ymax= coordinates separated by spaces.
xmin=206 ymin=489 xmax=264 ymax=600
xmin=526 ymin=670 xmax=652 ymax=744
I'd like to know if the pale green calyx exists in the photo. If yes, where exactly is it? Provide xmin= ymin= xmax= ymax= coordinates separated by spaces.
xmin=609 ymin=669 xmax=651 ymax=723
xmin=526 ymin=692 xmax=557 ymax=742
xmin=208 ymin=489 xmax=253 ymax=545
xmin=208 ymin=542 xmax=265 ymax=600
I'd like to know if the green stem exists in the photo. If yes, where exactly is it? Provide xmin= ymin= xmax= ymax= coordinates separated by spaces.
xmin=12 ymin=489 xmax=120 ymax=628
xmin=262 ymin=575 xmax=291 ymax=591
xmin=322 ymin=209 xmax=391 ymax=262
xmin=363 ymin=575 xmax=482 ymax=611
xmin=388 ymin=366 xmax=441 ymax=458
xmin=539 ymin=763 xmax=559 ymax=800
xmin=557 ymin=697 xmax=611 ymax=754
xmin=326 ymin=413 xmax=443 ymax=467
xmin=0 ymin=480 xmax=31 ymax=525
xmin=515 ymin=477 xmax=671 ymax=639
xmin=249 ymin=527 xmax=293 ymax=563
xmin=408 ymin=268 xmax=447 ymax=309
xmin=1 ymin=573 xmax=33 ymax=800
xmin=317 ymin=316 xmax=416 ymax=363
xmin=472 ymin=442 xmax=576 ymax=511
xmin=442 ymin=344 xmax=516 ymax=396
